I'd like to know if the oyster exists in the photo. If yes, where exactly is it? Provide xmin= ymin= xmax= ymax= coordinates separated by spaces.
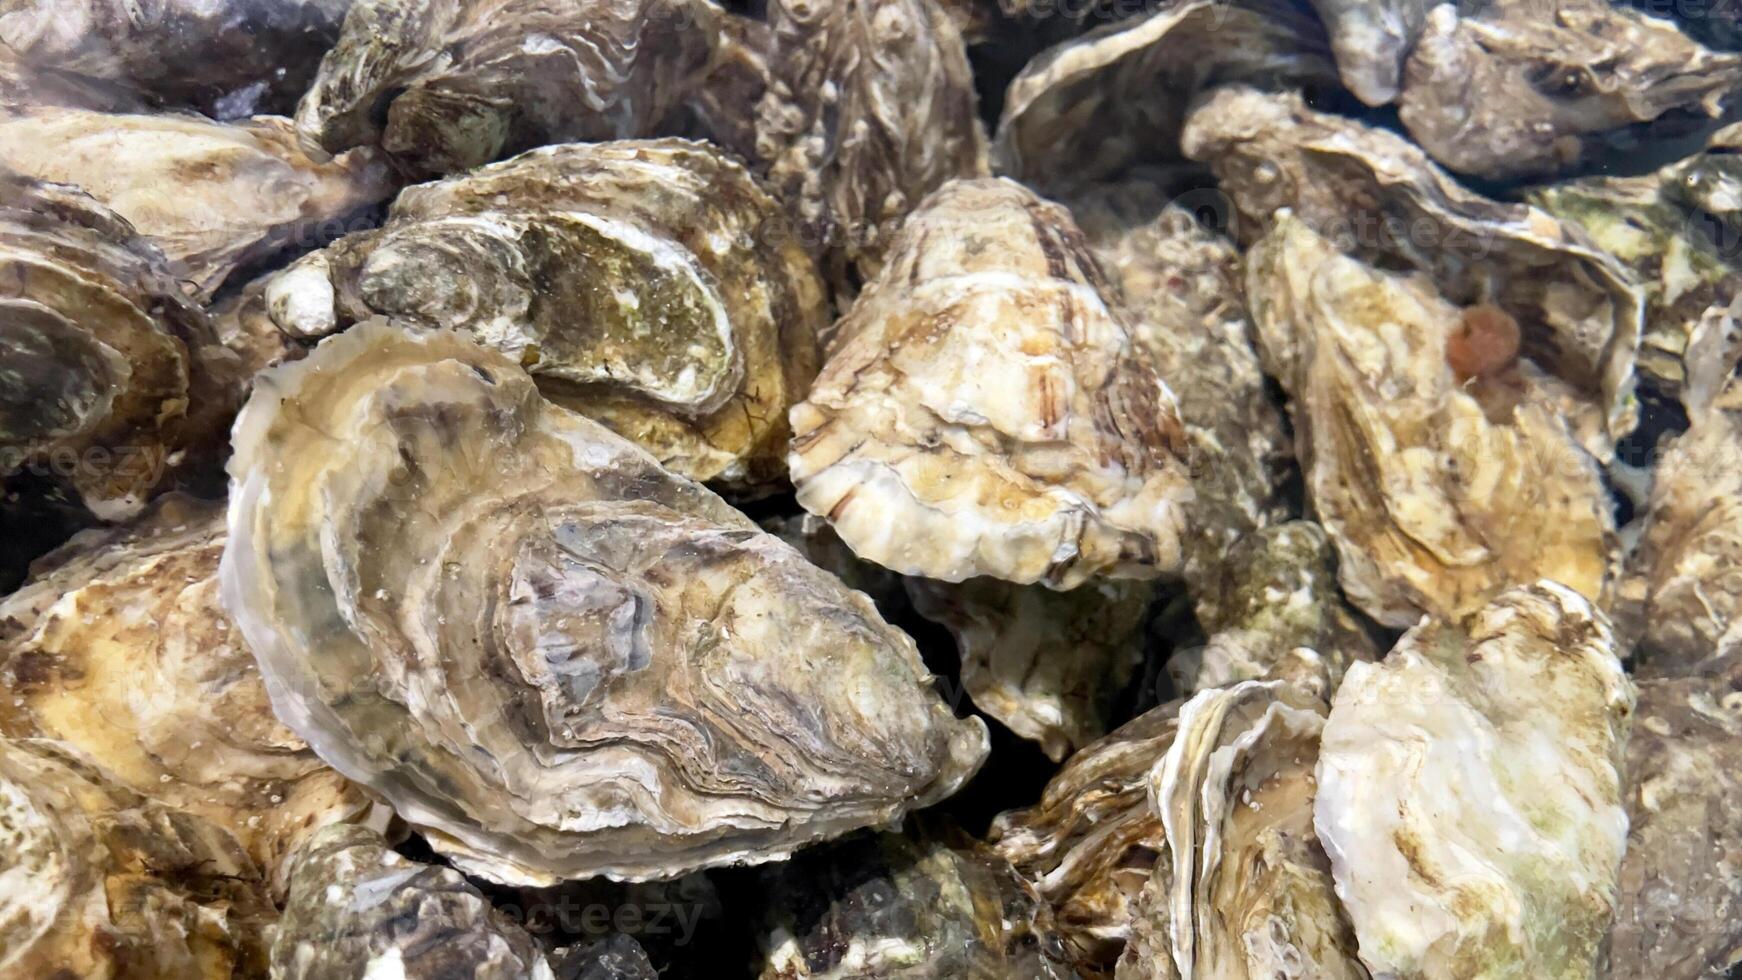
xmin=294 ymin=0 xmax=720 ymax=177
xmin=1315 ymin=582 xmax=1634 ymax=980
xmin=907 ymin=576 xmax=1157 ymax=761
xmin=0 ymin=0 xmax=350 ymax=118
xmin=0 ymin=107 xmax=396 ymax=300
xmin=0 ymin=493 xmax=377 ymax=892
xmin=1181 ymin=85 xmax=1644 ymax=445
xmin=1307 ymin=0 xmax=1443 ymax=105
xmin=210 ymin=272 xmax=308 ymax=380
xmin=756 ymin=824 xmax=1076 ymax=979
xmin=221 ymin=321 xmax=988 ymax=885
xmin=788 ymin=178 xmax=1193 ymax=588
xmin=1398 ymin=1 xmax=1742 ymax=181
xmin=1244 ymin=212 xmax=1618 ymax=627
xmin=1672 ymin=121 xmax=1742 ymax=229
xmin=755 ymin=0 xmax=989 ymax=288
xmin=264 ymin=138 xmax=825 ymax=486
xmin=272 ymin=823 xmax=556 ymax=980
xmin=551 ymin=936 xmax=660 ymax=980
xmin=1116 ymin=680 xmax=1366 ymax=979
xmin=761 ymin=512 xmax=908 ymax=615
xmin=992 ymin=0 xmax=1336 ymax=194
xmin=0 ymin=736 xmax=274 ymax=978
xmin=0 ymin=173 xmax=234 ymax=518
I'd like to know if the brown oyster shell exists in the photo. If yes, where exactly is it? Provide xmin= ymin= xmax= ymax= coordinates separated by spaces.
xmin=1245 ymin=212 xmax=1618 ymax=628
xmin=755 ymin=0 xmax=989 ymax=290
xmin=1306 ymin=0 xmax=1443 ymax=106
xmin=0 ymin=737 xmax=274 ymax=978
xmin=992 ymin=0 xmax=1336 ymax=194
xmin=1181 ymin=85 xmax=1644 ymax=446
xmin=264 ymin=138 xmax=826 ymax=486
xmin=221 ymin=321 xmax=988 ymax=886
xmin=293 ymin=0 xmax=720 ymax=177
xmin=0 ymin=107 xmax=395 ymax=301
xmin=1398 ymin=1 xmax=1742 ymax=181
xmin=756 ymin=824 xmax=1076 ymax=979
xmin=0 ymin=173 xmax=235 ymax=519
xmin=789 ymin=178 xmax=1193 ymax=588
xmin=272 ymin=823 xmax=556 ymax=979
xmin=0 ymin=494 xmax=379 ymax=894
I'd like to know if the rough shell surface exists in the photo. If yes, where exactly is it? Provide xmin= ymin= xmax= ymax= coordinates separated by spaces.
xmin=0 ymin=107 xmax=396 ymax=300
xmin=1246 ymin=213 xmax=1618 ymax=628
xmin=1306 ymin=0 xmax=1442 ymax=105
xmin=1181 ymin=85 xmax=1644 ymax=447
xmin=788 ymin=177 xmax=1193 ymax=589
xmin=0 ymin=493 xmax=377 ymax=894
xmin=0 ymin=736 xmax=274 ymax=978
xmin=264 ymin=138 xmax=825 ymax=486
xmin=293 ymin=0 xmax=719 ymax=176
xmin=220 ymin=321 xmax=988 ymax=885
xmin=1315 ymin=582 xmax=1635 ymax=980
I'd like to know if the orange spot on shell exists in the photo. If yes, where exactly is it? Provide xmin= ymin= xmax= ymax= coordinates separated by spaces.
xmin=1447 ymin=304 xmax=1521 ymax=382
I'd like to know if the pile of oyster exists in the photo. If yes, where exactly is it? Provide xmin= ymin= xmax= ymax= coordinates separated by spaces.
xmin=4 ymin=0 xmax=1742 ymax=976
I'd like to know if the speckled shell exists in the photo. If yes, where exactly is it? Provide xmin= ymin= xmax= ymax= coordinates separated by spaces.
xmin=788 ymin=177 xmax=1193 ymax=588
xmin=220 ymin=321 xmax=988 ymax=886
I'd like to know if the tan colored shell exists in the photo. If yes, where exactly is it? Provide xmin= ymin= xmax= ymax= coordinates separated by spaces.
xmin=1305 ymin=0 xmax=1442 ymax=105
xmin=755 ymin=0 xmax=989 ymax=289
xmin=789 ymin=178 xmax=1192 ymax=588
xmin=294 ymin=0 xmax=720 ymax=177
xmin=0 ymin=737 xmax=274 ymax=979
xmin=0 ymin=174 xmax=235 ymax=519
xmin=221 ymin=321 xmax=988 ymax=886
xmin=1245 ymin=213 xmax=1618 ymax=628
xmin=1315 ymin=582 xmax=1634 ymax=980
xmin=907 ymin=576 xmax=1157 ymax=761
xmin=1181 ymin=85 xmax=1644 ymax=447
xmin=0 ymin=108 xmax=395 ymax=300
xmin=992 ymin=0 xmax=1335 ymax=194
xmin=0 ymin=494 xmax=379 ymax=895
xmin=1399 ymin=1 xmax=1742 ymax=181
xmin=264 ymin=139 xmax=826 ymax=486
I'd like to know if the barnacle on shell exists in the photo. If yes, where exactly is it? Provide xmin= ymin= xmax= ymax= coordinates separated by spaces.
xmin=0 ymin=107 xmax=396 ymax=300
xmin=263 ymin=138 xmax=826 ymax=486
xmin=788 ymin=177 xmax=1193 ymax=588
xmin=220 ymin=320 xmax=988 ymax=886
xmin=1315 ymin=582 xmax=1634 ymax=980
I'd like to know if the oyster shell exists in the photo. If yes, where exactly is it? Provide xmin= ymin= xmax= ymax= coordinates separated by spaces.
xmin=272 ymin=823 xmax=556 ymax=980
xmin=1315 ymin=582 xmax=1635 ymax=980
xmin=1307 ymin=0 xmax=1443 ymax=105
xmin=1116 ymin=680 xmax=1366 ymax=980
xmin=788 ymin=178 xmax=1193 ymax=588
xmin=760 ymin=512 xmax=908 ymax=615
xmin=907 ymin=576 xmax=1157 ymax=761
xmin=0 ymin=493 xmax=378 ymax=893
xmin=210 ymin=272 xmax=308 ymax=380
xmin=1398 ymin=1 xmax=1742 ymax=181
xmin=756 ymin=824 xmax=1076 ymax=979
xmin=0 ymin=736 xmax=274 ymax=978
xmin=264 ymin=138 xmax=825 ymax=486
xmin=294 ymin=0 xmax=720 ymax=177
xmin=755 ymin=0 xmax=989 ymax=289
xmin=1181 ymin=85 xmax=1644 ymax=445
xmin=550 ymin=935 xmax=660 ymax=980
xmin=1245 ymin=212 xmax=1618 ymax=628
xmin=0 ymin=173 xmax=234 ymax=519
xmin=0 ymin=107 xmax=396 ymax=300
xmin=1672 ymin=121 xmax=1742 ymax=230
xmin=221 ymin=320 xmax=988 ymax=886
xmin=992 ymin=0 xmax=1336 ymax=194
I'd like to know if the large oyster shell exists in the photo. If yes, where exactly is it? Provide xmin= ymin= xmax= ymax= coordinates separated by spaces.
xmin=992 ymin=0 xmax=1336 ymax=194
xmin=1398 ymin=1 xmax=1742 ymax=181
xmin=1315 ymin=582 xmax=1634 ymax=980
xmin=0 ymin=107 xmax=396 ymax=300
xmin=271 ymin=824 xmax=556 ymax=980
xmin=1181 ymin=85 xmax=1644 ymax=445
xmin=755 ymin=0 xmax=989 ymax=289
xmin=264 ymin=138 xmax=824 ymax=486
xmin=0 ymin=737 xmax=274 ymax=978
xmin=1246 ymin=212 xmax=1618 ymax=628
xmin=294 ymin=0 xmax=720 ymax=177
xmin=756 ymin=824 xmax=1076 ymax=979
xmin=221 ymin=320 xmax=988 ymax=886
xmin=0 ymin=173 xmax=234 ymax=519
xmin=789 ymin=178 xmax=1192 ymax=588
